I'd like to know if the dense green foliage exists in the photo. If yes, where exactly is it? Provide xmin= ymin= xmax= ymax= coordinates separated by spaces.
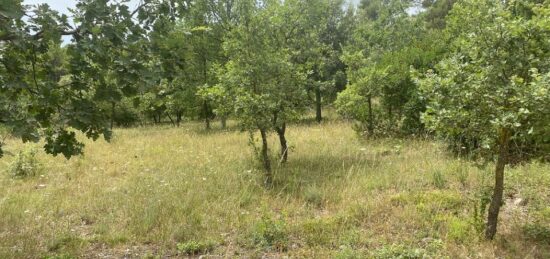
xmin=1 ymin=0 xmax=549 ymax=242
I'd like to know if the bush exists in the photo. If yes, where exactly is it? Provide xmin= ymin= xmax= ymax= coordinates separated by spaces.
xmin=9 ymin=147 xmax=41 ymax=178
xmin=113 ymin=99 xmax=141 ymax=127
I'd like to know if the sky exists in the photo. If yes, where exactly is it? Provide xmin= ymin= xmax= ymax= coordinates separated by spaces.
xmin=24 ymin=0 xmax=361 ymax=14
xmin=23 ymin=0 xmax=141 ymax=14
xmin=23 ymin=0 xmax=141 ymax=43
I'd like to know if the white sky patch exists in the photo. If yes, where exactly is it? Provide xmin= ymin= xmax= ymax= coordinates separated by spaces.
xmin=23 ymin=0 xmax=141 ymax=43
xmin=23 ymin=0 xmax=141 ymax=14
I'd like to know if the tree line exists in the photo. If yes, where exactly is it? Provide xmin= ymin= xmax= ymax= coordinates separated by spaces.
xmin=1 ymin=0 xmax=549 ymax=240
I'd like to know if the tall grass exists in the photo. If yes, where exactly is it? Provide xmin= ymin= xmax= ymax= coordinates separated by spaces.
xmin=0 ymin=120 xmax=548 ymax=258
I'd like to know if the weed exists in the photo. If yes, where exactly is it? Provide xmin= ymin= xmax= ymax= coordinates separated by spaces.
xmin=447 ymin=216 xmax=473 ymax=243
xmin=8 ymin=146 xmax=41 ymax=178
xmin=250 ymin=215 xmax=288 ymax=251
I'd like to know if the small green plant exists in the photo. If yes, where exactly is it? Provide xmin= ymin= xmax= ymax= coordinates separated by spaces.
xmin=523 ymin=223 xmax=550 ymax=243
xmin=431 ymin=170 xmax=447 ymax=189
xmin=250 ymin=215 xmax=288 ymax=251
xmin=8 ymin=146 xmax=41 ymax=178
xmin=176 ymin=240 xmax=216 ymax=255
xmin=472 ymin=186 xmax=493 ymax=234
xmin=447 ymin=217 xmax=472 ymax=243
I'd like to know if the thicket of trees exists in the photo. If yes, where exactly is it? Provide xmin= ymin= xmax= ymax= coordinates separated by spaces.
xmin=1 ymin=0 xmax=548 ymax=239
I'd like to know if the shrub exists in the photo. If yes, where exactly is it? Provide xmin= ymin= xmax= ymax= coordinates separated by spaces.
xmin=8 ymin=147 xmax=41 ymax=178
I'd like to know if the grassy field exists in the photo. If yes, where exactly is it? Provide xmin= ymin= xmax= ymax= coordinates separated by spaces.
xmin=1 ymin=120 xmax=549 ymax=258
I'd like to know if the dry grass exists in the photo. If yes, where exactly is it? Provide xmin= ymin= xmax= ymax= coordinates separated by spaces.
xmin=1 ymin=120 xmax=549 ymax=258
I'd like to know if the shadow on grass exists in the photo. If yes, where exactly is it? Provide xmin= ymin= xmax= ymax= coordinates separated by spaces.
xmin=268 ymin=152 xmax=380 ymax=197
xmin=188 ymin=116 xmax=345 ymax=135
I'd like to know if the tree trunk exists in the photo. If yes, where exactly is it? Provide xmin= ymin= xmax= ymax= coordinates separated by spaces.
xmin=367 ymin=94 xmax=374 ymax=135
xmin=388 ymin=105 xmax=393 ymax=131
xmin=315 ymin=86 xmax=322 ymax=123
xmin=221 ymin=116 xmax=227 ymax=129
xmin=259 ymin=128 xmax=272 ymax=185
xmin=176 ymin=112 xmax=182 ymax=127
xmin=485 ymin=129 xmax=511 ymax=240
xmin=203 ymin=101 xmax=210 ymax=130
xmin=275 ymin=123 xmax=288 ymax=163
xmin=167 ymin=114 xmax=175 ymax=127
xmin=110 ymin=102 xmax=116 ymax=130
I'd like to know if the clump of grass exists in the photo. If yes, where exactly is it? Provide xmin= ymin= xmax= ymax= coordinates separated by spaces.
xmin=523 ymin=223 xmax=550 ymax=243
xmin=47 ymin=235 xmax=87 ymax=254
xmin=250 ymin=215 xmax=288 ymax=251
xmin=455 ymin=164 xmax=469 ymax=187
xmin=431 ymin=170 xmax=447 ymax=189
xmin=334 ymin=245 xmax=365 ymax=259
xmin=299 ymin=218 xmax=340 ymax=246
xmin=446 ymin=216 xmax=474 ymax=243
xmin=371 ymin=244 xmax=428 ymax=259
xmin=303 ymin=185 xmax=324 ymax=207
xmin=8 ymin=146 xmax=41 ymax=178
xmin=176 ymin=240 xmax=216 ymax=255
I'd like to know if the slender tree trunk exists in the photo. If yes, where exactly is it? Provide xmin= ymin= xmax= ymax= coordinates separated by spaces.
xmin=167 ymin=114 xmax=175 ymax=127
xmin=221 ymin=116 xmax=227 ymax=129
xmin=388 ymin=105 xmax=393 ymax=131
xmin=203 ymin=101 xmax=210 ymax=130
xmin=110 ymin=102 xmax=116 ymax=130
xmin=275 ymin=123 xmax=288 ymax=163
xmin=315 ymin=86 xmax=322 ymax=123
xmin=259 ymin=128 xmax=272 ymax=185
xmin=176 ymin=112 xmax=182 ymax=127
xmin=367 ymin=94 xmax=374 ymax=135
xmin=485 ymin=129 xmax=511 ymax=240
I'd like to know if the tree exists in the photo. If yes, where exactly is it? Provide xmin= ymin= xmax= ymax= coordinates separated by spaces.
xmin=336 ymin=0 xmax=450 ymax=136
xmin=211 ymin=0 xmax=306 ymax=183
xmin=336 ymin=52 xmax=387 ymax=135
xmin=0 ymin=0 xmax=148 ymax=158
xmin=415 ymin=0 xmax=550 ymax=239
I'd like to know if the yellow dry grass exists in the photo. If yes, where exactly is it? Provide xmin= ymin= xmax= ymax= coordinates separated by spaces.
xmin=1 ymin=120 xmax=549 ymax=258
